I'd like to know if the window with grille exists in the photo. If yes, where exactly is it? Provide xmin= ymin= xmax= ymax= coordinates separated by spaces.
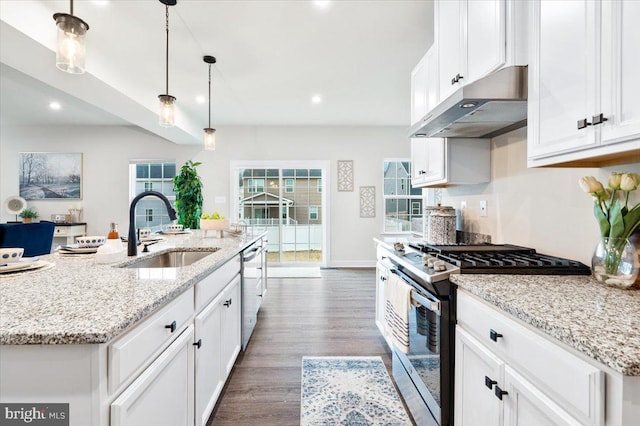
xmin=383 ymin=159 xmax=422 ymax=233
xmin=129 ymin=161 xmax=176 ymax=231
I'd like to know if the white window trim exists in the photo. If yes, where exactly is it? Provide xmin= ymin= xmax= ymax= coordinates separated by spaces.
xmin=382 ymin=158 xmax=423 ymax=234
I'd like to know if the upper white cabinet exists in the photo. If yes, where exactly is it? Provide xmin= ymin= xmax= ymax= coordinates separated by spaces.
xmin=434 ymin=0 xmax=518 ymax=104
xmin=527 ymin=0 xmax=640 ymax=167
xmin=411 ymin=138 xmax=489 ymax=188
xmin=411 ymin=47 xmax=438 ymax=126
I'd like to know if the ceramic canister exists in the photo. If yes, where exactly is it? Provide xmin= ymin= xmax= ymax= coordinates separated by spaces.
xmin=425 ymin=206 xmax=456 ymax=245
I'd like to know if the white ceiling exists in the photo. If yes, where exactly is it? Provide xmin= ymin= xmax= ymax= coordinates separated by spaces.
xmin=0 ymin=0 xmax=433 ymax=142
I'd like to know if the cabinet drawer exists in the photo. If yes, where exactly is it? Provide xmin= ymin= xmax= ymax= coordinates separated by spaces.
xmin=457 ymin=291 xmax=604 ymax=426
xmin=109 ymin=287 xmax=194 ymax=394
xmin=196 ymin=254 xmax=240 ymax=311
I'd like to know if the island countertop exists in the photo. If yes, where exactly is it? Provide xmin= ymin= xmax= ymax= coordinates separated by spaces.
xmin=0 ymin=231 xmax=264 ymax=345
xmin=449 ymin=274 xmax=640 ymax=376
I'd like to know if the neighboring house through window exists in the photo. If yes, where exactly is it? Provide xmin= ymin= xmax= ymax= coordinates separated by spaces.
xmin=285 ymin=179 xmax=294 ymax=193
xmin=130 ymin=161 xmax=176 ymax=230
xmin=309 ymin=206 xmax=319 ymax=220
xmin=248 ymin=179 xmax=265 ymax=193
xmin=317 ymin=178 xmax=322 ymax=193
xmin=383 ymin=159 xmax=422 ymax=233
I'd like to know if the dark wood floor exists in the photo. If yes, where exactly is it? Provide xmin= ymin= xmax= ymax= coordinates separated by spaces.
xmin=207 ymin=268 xmax=397 ymax=426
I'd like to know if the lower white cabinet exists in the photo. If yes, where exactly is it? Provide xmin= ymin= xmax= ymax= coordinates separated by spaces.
xmin=111 ymin=326 xmax=195 ymax=426
xmin=455 ymin=290 xmax=605 ymax=426
xmin=221 ymin=276 xmax=242 ymax=378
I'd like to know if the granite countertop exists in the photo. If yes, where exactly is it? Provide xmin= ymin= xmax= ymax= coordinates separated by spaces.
xmin=0 ymin=231 xmax=264 ymax=345
xmin=450 ymin=274 xmax=640 ymax=376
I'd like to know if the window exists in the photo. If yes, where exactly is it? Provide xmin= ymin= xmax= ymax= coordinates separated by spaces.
xmin=309 ymin=206 xmax=319 ymax=220
xmin=248 ymin=179 xmax=265 ymax=193
xmin=130 ymin=162 xmax=176 ymax=230
xmin=317 ymin=178 xmax=322 ymax=193
xmin=383 ymin=160 xmax=422 ymax=233
xmin=285 ymin=179 xmax=294 ymax=193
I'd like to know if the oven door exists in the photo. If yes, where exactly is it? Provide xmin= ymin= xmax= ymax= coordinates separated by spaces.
xmin=391 ymin=269 xmax=452 ymax=426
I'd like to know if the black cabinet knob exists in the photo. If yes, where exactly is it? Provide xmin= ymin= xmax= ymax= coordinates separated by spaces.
xmin=577 ymin=118 xmax=592 ymax=129
xmin=224 ymin=298 xmax=232 ymax=307
xmin=592 ymin=113 xmax=608 ymax=125
xmin=193 ymin=339 xmax=202 ymax=349
xmin=380 ymin=276 xmax=387 ymax=281
xmin=495 ymin=385 xmax=508 ymax=400
xmin=489 ymin=329 xmax=503 ymax=342
xmin=485 ymin=376 xmax=498 ymax=390
xmin=165 ymin=320 xmax=177 ymax=333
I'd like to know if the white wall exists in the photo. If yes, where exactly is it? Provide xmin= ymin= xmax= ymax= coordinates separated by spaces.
xmin=0 ymin=125 xmax=199 ymax=235
xmin=441 ymin=127 xmax=640 ymax=265
xmin=0 ymin=125 xmax=409 ymax=266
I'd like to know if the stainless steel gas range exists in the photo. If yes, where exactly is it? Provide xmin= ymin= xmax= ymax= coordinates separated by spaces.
xmin=376 ymin=241 xmax=590 ymax=426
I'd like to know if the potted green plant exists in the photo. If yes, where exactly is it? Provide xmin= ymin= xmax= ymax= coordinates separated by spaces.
xmin=19 ymin=208 xmax=38 ymax=223
xmin=173 ymin=160 xmax=203 ymax=230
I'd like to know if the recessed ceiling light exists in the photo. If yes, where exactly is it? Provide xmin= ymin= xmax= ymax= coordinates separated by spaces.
xmin=313 ymin=0 xmax=331 ymax=9
xmin=49 ymin=102 xmax=61 ymax=110
xmin=196 ymin=95 xmax=206 ymax=104
xmin=311 ymin=95 xmax=322 ymax=104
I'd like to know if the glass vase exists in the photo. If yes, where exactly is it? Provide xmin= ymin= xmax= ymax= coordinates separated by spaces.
xmin=591 ymin=238 xmax=639 ymax=289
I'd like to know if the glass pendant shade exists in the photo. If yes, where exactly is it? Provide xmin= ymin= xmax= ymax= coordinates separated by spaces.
xmin=158 ymin=95 xmax=176 ymax=127
xmin=53 ymin=13 xmax=89 ymax=74
xmin=204 ymin=128 xmax=216 ymax=151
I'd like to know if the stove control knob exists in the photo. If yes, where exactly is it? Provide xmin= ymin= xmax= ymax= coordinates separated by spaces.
xmin=433 ymin=260 xmax=447 ymax=271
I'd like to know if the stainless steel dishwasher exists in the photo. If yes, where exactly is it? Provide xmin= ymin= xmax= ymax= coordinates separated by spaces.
xmin=241 ymin=237 xmax=267 ymax=350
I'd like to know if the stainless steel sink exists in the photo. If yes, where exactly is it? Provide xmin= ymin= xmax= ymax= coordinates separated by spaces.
xmin=124 ymin=249 xmax=218 ymax=268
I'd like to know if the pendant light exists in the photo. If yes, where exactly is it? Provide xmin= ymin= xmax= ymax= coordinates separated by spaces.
xmin=158 ymin=0 xmax=178 ymax=127
xmin=203 ymin=55 xmax=217 ymax=151
xmin=53 ymin=0 xmax=89 ymax=74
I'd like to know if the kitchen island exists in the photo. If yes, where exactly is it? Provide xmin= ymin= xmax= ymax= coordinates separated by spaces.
xmin=0 ymin=231 xmax=265 ymax=426
xmin=451 ymin=274 xmax=640 ymax=425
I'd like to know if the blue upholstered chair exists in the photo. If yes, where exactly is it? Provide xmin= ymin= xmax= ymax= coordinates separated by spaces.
xmin=0 ymin=221 xmax=56 ymax=257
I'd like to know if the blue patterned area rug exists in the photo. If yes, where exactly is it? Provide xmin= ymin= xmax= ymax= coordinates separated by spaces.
xmin=301 ymin=356 xmax=412 ymax=426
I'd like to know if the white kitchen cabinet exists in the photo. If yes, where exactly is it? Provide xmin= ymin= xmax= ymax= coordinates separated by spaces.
xmin=465 ymin=0 xmax=507 ymax=84
xmin=220 ymin=275 xmax=242 ymax=377
xmin=411 ymin=47 xmax=438 ymax=126
xmin=111 ymin=326 xmax=195 ymax=426
xmin=194 ymin=293 xmax=224 ymax=426
xmin=527 ymin=0 xmax=640 ymax=167
xmin=410 ymin=137 xmax=489 ymax=188
xmin=455 ymin=290 xmax=605 ymax=426
xmin=454 ymin=327 xmax=504 ymax=426
xmin=435 ymin=0 xmax=464 ymax=102
xmin=375 ymin=245 xmax=393 ymax=349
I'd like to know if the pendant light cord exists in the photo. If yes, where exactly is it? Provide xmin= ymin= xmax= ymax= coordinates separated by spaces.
xmin=165 ymin=4 xmax=170 ymax=95
xmin=70 ymin=0 xmax=74 ymax=15
xmin=208 ymin=63 xmax=212 ymax=128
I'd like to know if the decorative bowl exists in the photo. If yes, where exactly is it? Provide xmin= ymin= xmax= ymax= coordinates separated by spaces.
xmin=200 ymin=218 xmax=229 ymax=231
xmin=76 ymin=236 xmax=106 ymax=248
xmin=0 ymin=247 xmax=24 ymax=263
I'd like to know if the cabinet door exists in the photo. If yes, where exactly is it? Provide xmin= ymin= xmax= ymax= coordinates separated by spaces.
xmin=411 ymin=139 xmax=428 ymax=186
xmin=528 ymin=0 xmax=599 ymax=160
xmin=424 ymin=138 xmax=446 ymax=183
xmin=455 ymin=327 xmax=504 ymax=426
xmin=111 ymin=326 xmax=194 ymax=426
xmin=503 ymin=366 xmax=583 ymax=426
xmin=466 ymin=0 xmax=506 ymax=83
xmin=375 ymin=261 xmax=388 ymax=337
xmin=436 ymin=0 xmax=464 ymax=102
xmin=411 ymin=54 xmax=429 ymax=126
xmin=221 ymin=276 xmax=241 ymax=376
xmin=601 ymin=0 xmax=640 ymax=146
xmin=194 ymin=293 xmax=224 ymax=426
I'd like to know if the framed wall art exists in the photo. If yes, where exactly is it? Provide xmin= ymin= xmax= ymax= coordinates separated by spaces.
xmin=19 ymin=152 xmax=83 ymax=200
xmin=337 ymin=160 xmax=354 ymax=192
xmin=360 ymin=186 xmax=375 ymax=218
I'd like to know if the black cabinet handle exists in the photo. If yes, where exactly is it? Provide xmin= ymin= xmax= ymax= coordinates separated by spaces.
xmin=592 ymin=113 xmax=608 ymax=125
xmin=485 ymin=376 xmax=497 ymax=390
xmin=418 ymin=170 xmax=426 ymax=175
xmin=224 ymin=298 xmax=232 ymax=307
xmin=495 ymin=385 xmax=508 ymax=400
xmin=451 ymin=73 xmax=464 ymax=84
xmin=577 ymin=118 xmax=592 ymax=129
xmin=380 ymin=276 xmax=387 ymax=282
xmin=193 ymin=339 xmax=202 ymax=349
xmin=165 ymin=320 xmax=177 ymax=333
xmin=489 ymin=329 xmax=503 ymax=342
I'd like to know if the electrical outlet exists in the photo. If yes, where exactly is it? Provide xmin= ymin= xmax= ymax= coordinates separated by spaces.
xmin=480 ymin=200 xmax=487 ymax=217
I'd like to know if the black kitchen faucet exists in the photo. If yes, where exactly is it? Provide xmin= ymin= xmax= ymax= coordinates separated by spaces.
xmin=127 ymin=190 xmax=177 ymax=256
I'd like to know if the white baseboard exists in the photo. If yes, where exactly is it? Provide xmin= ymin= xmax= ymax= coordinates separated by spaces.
xmin=325 ymin=260 xmax=376 ymax=268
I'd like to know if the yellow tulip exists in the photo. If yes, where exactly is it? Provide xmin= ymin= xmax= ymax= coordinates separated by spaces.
xmin=578 ymin=176 xmax=605 ymax=194
xmin=620 ymin=173 xmax=640 ymax=191
xmin=608 ymin=172 xmax=622 ymax=190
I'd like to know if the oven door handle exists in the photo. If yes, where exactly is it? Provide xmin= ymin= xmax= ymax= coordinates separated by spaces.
xmin=390 ymin=268 xmax=441 ymax=315
xmin=411 ymin=291 xmax=441 ymax=315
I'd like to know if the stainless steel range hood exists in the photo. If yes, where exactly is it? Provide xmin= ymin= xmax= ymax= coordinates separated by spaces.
xmin=408 ymin=66 xmax=528 ymax=139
